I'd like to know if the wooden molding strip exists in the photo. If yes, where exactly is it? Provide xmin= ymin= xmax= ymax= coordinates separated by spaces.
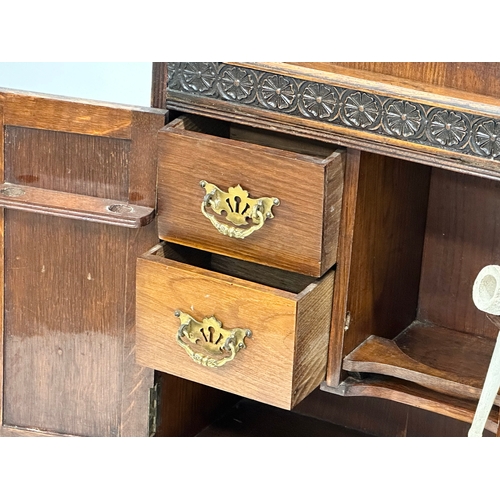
xmin=0 ymin=183 xmax=155 ymax=228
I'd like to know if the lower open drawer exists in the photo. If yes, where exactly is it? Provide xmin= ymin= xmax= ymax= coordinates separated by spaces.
xmin=135 ymin=242 xmax=335 ymax=410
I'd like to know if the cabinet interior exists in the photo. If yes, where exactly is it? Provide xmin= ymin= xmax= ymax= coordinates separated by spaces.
xmin=339 ymin=151 xmax=500 ymax=408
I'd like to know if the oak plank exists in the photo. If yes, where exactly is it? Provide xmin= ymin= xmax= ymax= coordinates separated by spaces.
xmin=418 ymin=168 xmax=500 ymax=339
xmin=3 ymin=212 xmax=127 ymax=436
xmin=129 ymin=109 xmax=166 ymax=207
xmin=292 ymin=269 xmax=334 ymax=406
xmin=290 ymin=62 xmax=500 ymax=101
xmin=119 ymin=224 xmax=157 ymax=436
xmin=1 ymin=90 xmax=133 ymax=139
xmin=326 ymin=149 xmax=360 ymax=385
xmin=4 ymin=125 xmax=130 ymax=200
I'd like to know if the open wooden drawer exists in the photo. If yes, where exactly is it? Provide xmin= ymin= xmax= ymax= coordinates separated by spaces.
xmin=156 ymin=115 xmax=345 ymax=277
xmin=324 ymin=152 xmax=500 ymax=432
xmin=135 ymin=242 xmax=335 ymax=410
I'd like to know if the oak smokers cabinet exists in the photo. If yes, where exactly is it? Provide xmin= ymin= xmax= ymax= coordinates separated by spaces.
xmin=1 ymin=62 xmax=500 ymax=437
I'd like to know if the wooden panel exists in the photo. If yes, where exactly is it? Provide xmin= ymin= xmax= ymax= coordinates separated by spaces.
xmin=290 ymin=63 xmax=500 ymax=100
xmin=326 ymin=149 xmax=360 ymax=385
xmin=118 ymin=222 xmax=157 ymax=437
xmin=418 ymin=168 xmax=500 ymax=339
xmin=119 ymin=110 xmax=165 ymax=437
xmin=129 ymin=110 xmax=165 ymax=207
xmin=0 ymin=90 xmax=134 ymax=139
xmin=157 ymin=116 xmax=344 ymax=276
xmin=151 ymin=63 xmax=169 ymax=109
xmin=0 ymin=92 xmax=164 ymax=437
xmin=4 ymin=126 xmax=130 ymax=200
xmin=320 ymin=153 xmax=345 ymax=275
xmin=155 ymin=372 xmax=239 ymax=437
xmin=292 ymin=270 xmax=334 ymax=406
xmin=136 ymin=244 xmax=333 ymax=409
xmin=327 ymin=152 xmax=431 ymax=386
xmin=3 ymin=212 xmax=126 ymax=436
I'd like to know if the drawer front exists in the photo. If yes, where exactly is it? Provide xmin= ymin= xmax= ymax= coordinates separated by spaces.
xmin=157 ymin=116 xmax=345 ymax=277
xmin=135 ymin=244 xmax=335 ymax=410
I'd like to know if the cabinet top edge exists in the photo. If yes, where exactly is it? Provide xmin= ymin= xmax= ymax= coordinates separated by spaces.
xmin=0 ymin=87 xmax=166 ymax=115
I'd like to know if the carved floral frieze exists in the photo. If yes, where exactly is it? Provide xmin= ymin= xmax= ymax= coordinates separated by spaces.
xmin=167 ymin=62 xmax=500 ymax=161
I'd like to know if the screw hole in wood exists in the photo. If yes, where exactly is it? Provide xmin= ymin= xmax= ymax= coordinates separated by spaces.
xmin=107 ymin=204 xmax=134 ymax=214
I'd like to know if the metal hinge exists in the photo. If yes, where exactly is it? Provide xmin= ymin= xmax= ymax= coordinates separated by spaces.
xmin=344 ymin=311 xmax=351 ymax=332
xmin=148 ymin=383 xmax=159 ymax=437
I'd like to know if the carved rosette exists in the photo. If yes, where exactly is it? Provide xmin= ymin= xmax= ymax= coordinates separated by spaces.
xmin=427 ymin=109 xmax=469 ymax=147
xmin=298 ymin=82 xmax=339 ymax=119
xmin=341 ymin=91 xmax=381 ymax=129
xmin=179 ymin=62 xmax=218 ymax=95
xmin=383 ymin=100 xmax=424 ymax=138
xmin=471 ymin=119 xmax=500 ymax=158
xmin=165 ymin=63 xmax=500 ymax=164
xmin=258 ymin=74 xmax=298 ymax=111
xmin=217 ymin=67 xmax=257 ymax=102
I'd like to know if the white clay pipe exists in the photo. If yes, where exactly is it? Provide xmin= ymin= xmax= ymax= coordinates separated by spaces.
xmin=469 ymin=265 xmax=500 ymax=437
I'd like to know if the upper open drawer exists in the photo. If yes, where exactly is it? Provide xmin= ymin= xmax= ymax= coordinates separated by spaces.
xmin=156 ymin=115 xmax=345 ymax=277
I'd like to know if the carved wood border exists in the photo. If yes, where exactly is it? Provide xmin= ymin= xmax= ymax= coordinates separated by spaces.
xmin=166 ymin=62 xmax=500 ymax=178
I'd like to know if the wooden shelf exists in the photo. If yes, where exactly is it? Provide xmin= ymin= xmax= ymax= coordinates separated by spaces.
xmin=322 ymin=375 xmax=499 ymax=435
xmin=343 ymin=322 xmax=499 ymax=405
xmin=0 ymin=183 xmax=155 ymax=228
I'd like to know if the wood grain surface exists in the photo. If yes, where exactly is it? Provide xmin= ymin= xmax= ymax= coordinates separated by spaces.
xmin=0 ymin=89 xmax=164 ymax=139
xmin=418 ymin=168 xmax=500 ymax=339
xmin=4 ymin=126 xmax=130 ymax=199
xmin=0 ymin=183 xmax=154 ymax=228
xmin=155 ymin=372 xmax=239 ymax=437
xmin=343 ymin=325 xmax=499 ymax=405
xmin=157 ymin=115 xmax=344 ymax=276
xmin=3 ymin=212 xmax=127 ymax=435
xmin=296 ymin=385 xmax=495 ymax=437
xmin=327 ymin=151 xmax=431 ymax=385
xmin=136 ymin=243 xmax=334 ymax=409
xmin=290 ymin=63 xmax=500 ymax=100
xmin=0 ymin=90 xmax=165 ymax=436
xmin=322 ymin=376 xmax=498 ymax=434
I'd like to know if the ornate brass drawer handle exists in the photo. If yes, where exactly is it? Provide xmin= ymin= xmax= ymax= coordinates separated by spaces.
xmin=175 ymin=310 xmax=252 ymax=368
xmin=200 ymin=181 xmax=279 ymax=239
